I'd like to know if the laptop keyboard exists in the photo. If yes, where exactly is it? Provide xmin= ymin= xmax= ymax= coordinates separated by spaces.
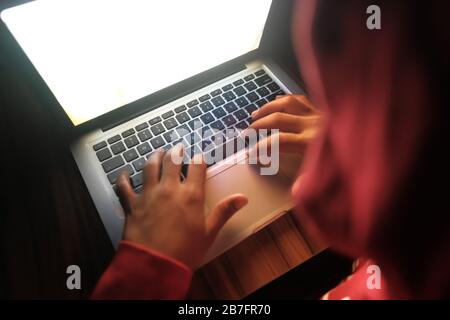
xmin=92 ymin=69 xmax=285 ymax=194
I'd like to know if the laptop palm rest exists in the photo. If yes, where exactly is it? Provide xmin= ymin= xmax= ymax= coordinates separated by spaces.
xmin=203 ymin=160 xmax=293 ymax=262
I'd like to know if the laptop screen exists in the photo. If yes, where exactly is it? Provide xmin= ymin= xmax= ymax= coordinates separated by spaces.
xmin=1 ymin=0 xmax=273 ymax=126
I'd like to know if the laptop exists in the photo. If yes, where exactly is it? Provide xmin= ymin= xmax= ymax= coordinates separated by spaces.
xmin=1 ymin=0 xmax=305 ymax=263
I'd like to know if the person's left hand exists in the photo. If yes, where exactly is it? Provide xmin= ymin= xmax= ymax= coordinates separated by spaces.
xmin=116 ymin=147 xmax=248 ymax=270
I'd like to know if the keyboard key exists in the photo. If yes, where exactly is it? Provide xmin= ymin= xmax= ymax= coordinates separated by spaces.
xmin=134 ymin=185 xmax=143 ymax=194
xmin=255 ymin=69 xmax=266 ymax=77
xmin=137 ymin=129 xmax=152 ymax=142
xmin=212 ymin=107 xmax=226 ymax=118
xmin=187 ymin=99 xmax=199 ymax=108
xmin=245 ymin=104 xmax=258 ymax=115
xmin=162 ymin=110 xmax=174 ymax=119
xmin=111 ymin=141 xmax=126 ymax=155
xmin=234 ymin=109 xmax=248 ymax=121
xmin=176 ymin=124 xmax=191 ymax=137
xmin=210 ymin=89 xmax=222 ymax=97
xmin=244 ymin=81 xmax=257 ymax=91
xmin=131 ymin=172 xmax=144 ymax=188
xmin=185 ymin=131 xmax=201 ymax=145
xmin=257 ymin=87 xmax=270 ymax=97
xmin=199 ymin=94 xmax=211 ymax=102
xmin=175 ymin=105 xmax=187 ymax=113
xmin=149 ymin=116 xmax=162 ymax=125
xmin=201 ymin=139 xmax=214 ymax=151
xmin=102 ymin=155 xmax=125 ymax=173
xmin=222 ymin=91 xmax=236 ymax=102
xmin=224 ymin=101 xmax=238 ymax=113
xmin=222 ymin=84 xmax=233 ymax=92
xmin=150 ymin=136 xmax=165 ymax=149
xmin=197 ymin=126 xmax=214 ymax=139
xmin=137 ymin=142 xmax=152 ymax=156
xmin=244 ymin=74 xmax=255 ymax=81
xmin=235 ymin=121 xmax=248 ymax=130
xmin=163 ymin=130 xmax=179 ymax=143
xmin=233 ymin=79 xmax=244 ymax=86
xmin=200 ymin=101 xmax=214 ymax=112
xmin=267 ymin=82 xmax=281 ymax=92
xmin=200 ymin=113 xmax=215 ymax=125
xmin=151 ymin=123 xmax=166 ymax=136
xmin=96 ymin=148 xmax=112 ymax=162
xmin=210 ymin=120 xmax=225 ymax=131
xmin=172 ymin=138 xmax=189 ymax=148
xmin=210 ymin=132 xmax=226 ymax=146
xmin=135 ymin=122 xmax=149 ymax=131
xmin=246 ymin=92 xmax=259 ymax=103
xmin=255 ymin=98 xmax=268 ymax=108
xmin=107 ymin=135 xmax=121 ymax=144
xmin=123 ymin=149 xmax=139 ymax=162
xmin=107 ymin=164 xmax=133 ymax=184
xmin=163 ymin=118 xmax=178 ymax=130
xmin=93 ymin=141 xmax=106 ymax=151
xmin=267 ymin=90 xmax=285 ymax=102
xmin=132 ymin=157 xmax=146 ymax=172
xmin=222 ymin=114 xmax=237 ymax=127
xmin=122 ymin=128 xmax=135 ymax=138
xmin=255 ymin=74 xmax=272 ymax=87
xmin=188 ymin=106 xmax=202 ymax=118
xmin=176 ymin=112 xmax=190 ymax=124
xmin=211 ymin=96 xmax=225 ymax=107
xmin=185 ymin=144 xmax=202 ymax=159
xmin=233 ymin=86 xmax=247 ymax=97
xmin=235 ymin=97 xmax=249 ymax=108
xmin=124 ymin=135 xmax=139 ymax=148
xmin=188 ymin=119 xmax=202 ymax=130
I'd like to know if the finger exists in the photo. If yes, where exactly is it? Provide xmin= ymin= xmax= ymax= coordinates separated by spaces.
xmin=250 ymin=112 xmax=304 ymax=133
xmin=248 ymin=132 xmax=311 ymax=160
xmin=116 ymin=172 xmax=136 ymax=215
xmin=143 ymin=149 xmax=164 ymax=192
xmin=252 ymin=95 xmax=312 ymax=121
xmin=206 ymin=194 xmax=248 ymax=240
xmin=161 ymin=144 xmax=184 ymax=184
xmin=186 ymin=153 xmax=207 ymax=187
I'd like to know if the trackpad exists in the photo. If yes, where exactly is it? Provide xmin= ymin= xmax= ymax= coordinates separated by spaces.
xmin=204 ymin=161 xmax=292 ymax=260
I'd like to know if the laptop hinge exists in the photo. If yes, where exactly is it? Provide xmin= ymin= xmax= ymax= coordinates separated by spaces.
xmin=101 ymin=63 xmax=247 ymax=132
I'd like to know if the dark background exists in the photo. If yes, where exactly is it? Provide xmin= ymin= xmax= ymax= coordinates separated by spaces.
xmin=0 ymin=0 xmax=349 ymax=299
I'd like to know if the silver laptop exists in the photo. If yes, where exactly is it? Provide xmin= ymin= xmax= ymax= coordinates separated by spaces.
xmin=1 ymin=0 xmax=305 ymax=264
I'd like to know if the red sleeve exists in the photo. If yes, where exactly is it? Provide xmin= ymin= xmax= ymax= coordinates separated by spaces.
xmin=321 ymin=259 xmax=388 ymax=300
xmin=91 ymin=240 xmax=192 ymax=300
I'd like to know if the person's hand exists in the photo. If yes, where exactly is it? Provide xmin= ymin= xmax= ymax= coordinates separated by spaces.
xmin=116 ymin=146 xmax=248 ymax=270
xmin=249 ymin=95 xmax=323 ymax=155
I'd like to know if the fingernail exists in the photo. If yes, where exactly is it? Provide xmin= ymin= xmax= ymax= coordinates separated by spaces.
xmin=251 ymin=110 xmax=258 ymax=118
xmin=234 ymin=197 xmax=248 ymax=210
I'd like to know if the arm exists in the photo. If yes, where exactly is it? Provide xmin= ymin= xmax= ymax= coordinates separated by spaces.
xmin=91 ymin=241 xmax=192 ymax=300
xmin=91 ymin=147 xmax=248 ymax=300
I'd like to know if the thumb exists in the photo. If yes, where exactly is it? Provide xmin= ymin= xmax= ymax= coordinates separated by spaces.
xmin=206 ymin=194 xmax=248 ymax=241
xmin=117 ymin=172 xmax=136 ymax=215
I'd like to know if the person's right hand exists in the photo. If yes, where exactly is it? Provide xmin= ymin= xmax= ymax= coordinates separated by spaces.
xmin=116 ymin=147 xmax=248 ymax=270
xmin=249 ymin=95 xmax=323 ymax=155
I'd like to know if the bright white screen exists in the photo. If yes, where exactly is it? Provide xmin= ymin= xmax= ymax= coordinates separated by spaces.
xmin=1 ymin=0 xmax=272 ymax=125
